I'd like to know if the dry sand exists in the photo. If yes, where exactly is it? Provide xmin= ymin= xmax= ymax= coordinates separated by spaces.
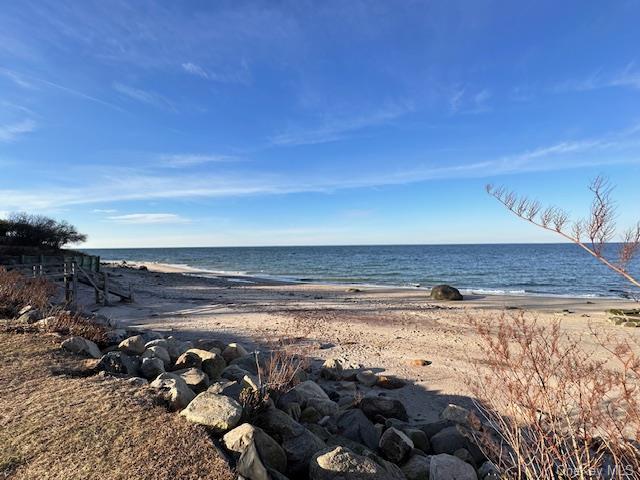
xmin=81 ymin=261 xmax=640 ymax=422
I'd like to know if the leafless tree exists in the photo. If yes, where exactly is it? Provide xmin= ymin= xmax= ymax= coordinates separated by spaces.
xmin=487 ymin=176 xmax=640 ymax=291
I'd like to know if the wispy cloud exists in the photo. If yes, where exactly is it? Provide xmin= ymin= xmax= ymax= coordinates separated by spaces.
xmin=0 ymin=67 xmax=122 ymax=111
xmin=182 ymin=62 xmax=209 ymax=79
xmin=113 ymin=83 xmax=175 ymax=111
xmin=107 ymin=213 xmax=189 ymax=224
xmin=158 ymin=153 xmax=239 ymax=167
xmin=93 ymin=208 xmax=118 ymax=214
xmin=0 ymin=119 xmax=36 ymax=142
xmin=270 ymin=103 xmax=414 ymax=146
xmin=2 ymin=123 xmax=640 ymax=212
xmin=449 ymin=86 xmax=491 ymax=114
xmin=554 ymin=63 xmax=640 ymax=93
xmin=181 ymin=61 xmax=251 ymax=84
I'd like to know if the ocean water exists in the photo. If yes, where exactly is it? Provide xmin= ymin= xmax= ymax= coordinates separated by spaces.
xmin=84 ymin=244 xmax=640 ymax=298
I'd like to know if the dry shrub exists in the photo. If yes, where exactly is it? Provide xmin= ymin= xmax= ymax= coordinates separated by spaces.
xmin=44 ymin=310 xmax=108 ymax=346
xmin=0 ymin=267 xmax=55 ymax=317
xmin=469 ymin=312 xmax=640 ymax=479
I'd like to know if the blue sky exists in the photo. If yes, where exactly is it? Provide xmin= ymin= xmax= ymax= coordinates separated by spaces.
xmin=1 ymin=1 xmax=639 ymax=247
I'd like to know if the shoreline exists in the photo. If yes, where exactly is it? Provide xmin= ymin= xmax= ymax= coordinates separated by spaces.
xmin=105 ymin=259 xmax=636 ymax=304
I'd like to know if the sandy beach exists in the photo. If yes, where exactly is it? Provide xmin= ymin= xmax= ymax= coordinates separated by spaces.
xmin=78 ymin=261 xmax=639 ymax=422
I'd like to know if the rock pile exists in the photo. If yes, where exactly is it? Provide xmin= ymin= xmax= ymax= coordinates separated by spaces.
xmin=607 ymin=308 xmax=640 ymax=327
xmin=59 ymin=319 xmax=497 ymax=480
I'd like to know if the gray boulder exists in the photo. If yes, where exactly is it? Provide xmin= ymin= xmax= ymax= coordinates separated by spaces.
xmin=149 ymin=372 xmax=195 ymax=410
xmin=336 ymin=409 xmax=380 ymax=450
xmin=401 ymin=454 xmax=430 ymax=480
xmin=164 ymin=336 xmax=193 ymax=361
xmin=17 ymin=308 xmax=41 ymax=324
xmin=97 ymin=351 xmax=138 ymax=376
xmin=441 ymin=404 xmax=481 ymax=430
xmin=175 ymin=367 xmax=210 ymax=393
xmin=403 ymin=428 xmax=430 ymax=453
xmin=61 ymin=336 xmax=102 ymax=359
xmin=360 ymin=396 xmax=408 ymax=421
xmin=309 ymin=446 xmax=398 ymax=480
xmin=430 ymin=426 xmax=483 ymax=463
xmin=180 ymin=391 xmax=243 ymax=433
xmin=141 ymin=345 xmax=171 ymax=367
xmin=430 ymin=285 xmax=463 ymax=301
xmin=223 ymin=423 xmax=288 ymax=477
xmin=222 ymin=342 xmax=249 ymax=363
xmin=379 ymin=427 xmax=413 ymax=464
xmin=320 ymin=358 xmax=344 ymax=380
xmin=140 ymin=357 xmax=165 ymax=379
xmin=118 ymin=335 xmax=146 ymax=355
xmin=105 ymin=329 xmax=128 ymax=345
xmin=429 ymin=454 xmax=477 ymax=480
xmin=356 ymin=370 xmax=378 ymax=387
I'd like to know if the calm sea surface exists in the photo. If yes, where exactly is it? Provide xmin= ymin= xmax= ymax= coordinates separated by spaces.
xmin=84 ymin=244 xmax=640 ymax=298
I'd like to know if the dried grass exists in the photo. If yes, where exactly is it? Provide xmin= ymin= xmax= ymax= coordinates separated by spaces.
xmin=0 ymin=267 xmax=55 ymax=317
xmin=469 ymin=312 xmax=640 ymax=479
xmin=0 ymin=331 xmax=234 ymax=480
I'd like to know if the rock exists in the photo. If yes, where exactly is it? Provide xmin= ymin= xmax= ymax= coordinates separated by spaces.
xmin=145 ymin=338 xmax=169 ymax=350
xmin=454 ymin=448 xmax=475 ymax=466
xmin=194 ymin=337 xmax=227 ymax=352
xmin=118 ymin=335 xmax=146 ymax=355
xmin=150 ymin=372 xmax=196 ymax=410
xmin=180 ymin=391 xmax=243 ymax=433
xmin=17 ymin=308 xmax=41 ymax=324
xmin=91 ymin=314 xmax=119 ymax=328
xmin=174 ymin=367 xmax=209 ymax=393
xmin=360 ymin=396 xmax=408 ymax=421
xmin=202 ymin=352 xmax=227 ymax=380
xmin=307 ymin=398 xmax=339 ymax=417
xmin=223 ymin=364 xmax=254 ymax=382
xmin=61 ymin=336 xmax=102 ymax=359
xmin=478 ymin=461 xmax=500 ymax=479
xmin=379 ymin=427 xmax=413 ymax=463
xmin=336 ymin=409 xmax=380 ymax=450
xmin=141 ymin=345 xmax=171 ymax=367
xmin=164 ymin=336 xmax=193 ymax=361
xmin=441 ymin=404 xmax=482 ymax=430
xmin=140 ymin=357 xmax=165 ymax=379
xmin=401 ymin=454 xmax=430 ymax=480
xmin=430 ymin=285 xmax=463 ymax=301
xmin=356 ymin=370 xmax=378 ymax=387
xmin=429 ymin=454 xmax=477 ymax=480
xmin=223 ymin=423 xmax=288 ymax=476
xmin=376 ymin=376 xmax=406 ymax=390
xmin=174 ymin=350 xmax=201 ymax=370
xmin=416 ymin=420 xmax=454 ymax=439
xmin=301 ymin=406 xmax=322 ymax=424
xmin=406 ymin=359 xmax=432 ymax=367
xmin=403 ymin=428 xmax=430 ymax=453
xmin=230 ymin=353 xmax=263 ymax=374
xmin=126 ymin=377 xmax=149 ymax=387
xmin=208 ymin=379 xmax=244 ymax=401
xmin=105 ymin=329 xmax=128 ymax=345
xmin=294 ymin=380 xmax=331 ymax=403
xmin=34 ymin=316 xmax=54 ymax=330
xmin=309 ymin=446 xmax=395 ymax=480
xmin=97 ymin=351 xmax=138 ymax=376
xmin=430 ymin=426 xmax=483 ymax=464
xmin=18 ymin=305 xmax=33 ymax=315
xmin=222 ymin=342 xmax=249 ymax=363
xmin=255 ymin=407 xmax=326 ymax=476
xmin=320 ymin=358 xmax=344 ymax=380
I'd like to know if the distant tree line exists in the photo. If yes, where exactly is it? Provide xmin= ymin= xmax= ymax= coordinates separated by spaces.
xmin=0 ymin=212 xmax=87 ymax=250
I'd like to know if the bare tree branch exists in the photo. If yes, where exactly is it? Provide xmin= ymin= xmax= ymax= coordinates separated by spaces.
xmin=486 ymin=177 xmax=640 ymax=291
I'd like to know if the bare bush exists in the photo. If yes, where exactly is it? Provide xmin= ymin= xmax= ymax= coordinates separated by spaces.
xmin=469 ymin=312 xmax=640 ymax=479
xmin=487 ymin=177 xmax=640 ymax=292
xmin=44 ymin=310 xmax=108 ymax=346
xmin=0 ymin=267 xmax=55 ymax=317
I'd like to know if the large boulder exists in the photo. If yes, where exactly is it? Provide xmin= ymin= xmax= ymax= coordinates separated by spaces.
xmin=360 ymin=396 xmax=408 ymax=421
xmin=61 ymin=336 xmax=102 ymax=359
xmin=223 ymin=423 xmax=287 ymax=478
xmin=164 ymin=336 xmax=193 ymax=361
xmin=403 ymin=428 xmax=430 ymax=453
xmin=222 ymin=342 xmax=249 ymax=363
xmin=104 ymin=329 xmax=128 ymax=345
xmin=429 ymin=454 xmax=477 ymax=480
xmin=336 ymin=409 xmax=380 ymax=450
xmin=175 ymin=348 xmax=226 ymax=381
xmin=141 ymin=345 xmax=171 ymax=367
xmin=430 ymin=285 xmax=463 ymax=301
xmin=379 ymin=427 xmax=414 ymax=464
xmin=255 ymin=407 xmax=326 ymax=476
xmin=441 ymin=404 xmax=481 ymax=430
xmin=180 ymin=391 xmax=243 ymax=433
xmin=118 ymin=335 xmax=146 ymax=355
xmin=309 ymin=446 xmax=397 ymax=480
xmin=97 ymin=351 xmax=138 ymax=376
xmin=401 ymin=454 xmax=430 ymax=480
xmin=175 ymin=367 xmax=210 ymax=393
xmin=149 ymin=372 xmax=195 ymax=410
xmin=140 ymin=357 xmax=165 ymax=379
xmin=320 ymin=358 xmax=344 ymax=380
xmin=17 ymin=308 xmax=41 ymax=324
xmin=430 ymin=426 xmax=484 ymax=464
